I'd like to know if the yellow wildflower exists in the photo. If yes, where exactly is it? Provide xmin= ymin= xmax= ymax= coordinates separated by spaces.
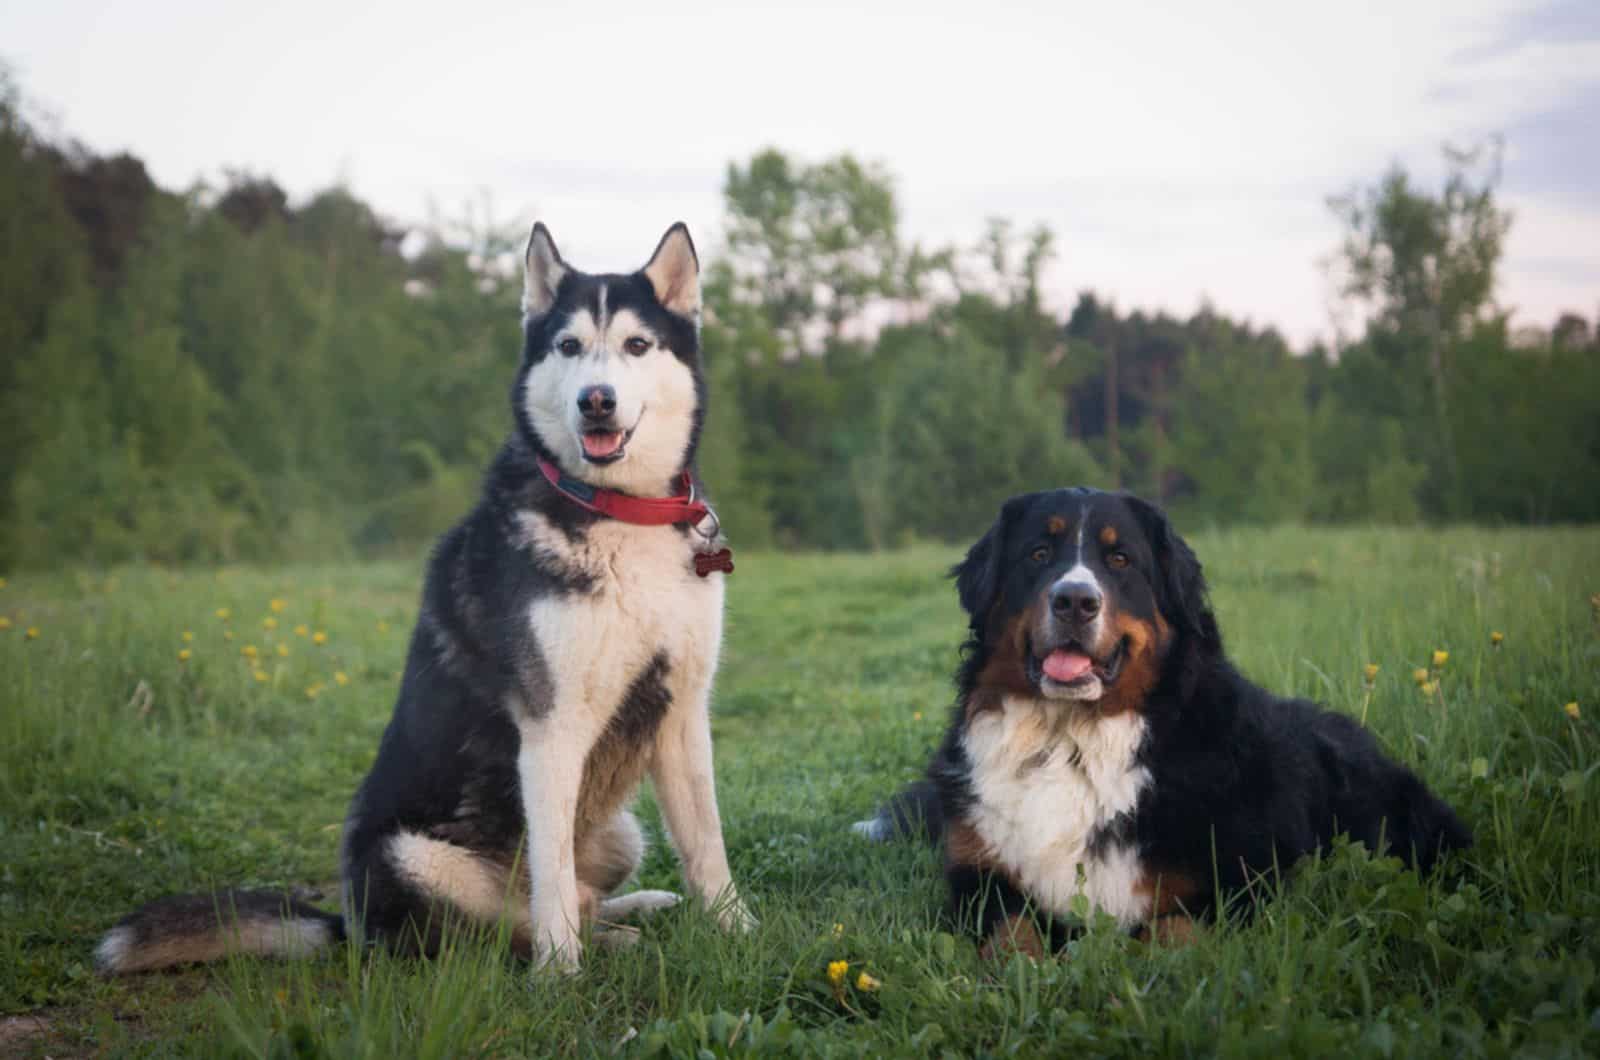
xmin=224 ymin=631 xmax=235 ymax=642
xmin=1490 ymin=631 xmax=1503 ymax=647
xmin=1431 ymin=650 xmax=1449 ymax=668
xmin=1419 ymin=681 xmax=1438 ymax=697
xmin=312 ymin=631 xmax=327 ymax=646
xmin=253 ymin=669 xmax=269 ymax=683
xmin=1363 ymin=663 xmax=1379 ymax=682
xmin=0 ymin=617 xmax=10 ymax=631
xmin=1567 ymin=702 xmax=1581 ymax=720
xmin=215 ymin=608 xmax=231 ymax=621
xmin=831 ymin=922 xmax=844 ymax=939
xmin=241 ymin=644 xmax=259 ymax=659
xmin=263 ymin=617 xmax=278 ymax=630
xmin=276 ymin=643 xmax=290 ymax=658
xmin=827 ymin=960 xmax=849 ymax=985
xmin=377 ymin=620 xmax=390 ymax=634
xmin=334 ymin=671 xmax=350 ymax=686
xmin=25 ymin=626 xmax=39 ymax=640
xmin=856 ymin=971 xmax=881 ymax=992
xmin=178 ymin=648 xmax=192 ymax=662
xmin=306 ymin=683 xmax=325 ymax=700
xmin=294 ymin=624 xmax=309 ymax=637
xmin=181 ymin=630 xmax=194 ymax=643
xmin=913 ymin=711 xmax=924 ymax=721
xmin=270 ymin=598 xmax=287 ymax=613
xmin=1412 ymin=668 xmax=1429 ymax=685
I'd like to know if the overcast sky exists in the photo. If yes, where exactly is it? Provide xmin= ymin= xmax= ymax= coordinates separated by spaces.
xmin=7 ymin=0 xmax=1597 ymax=346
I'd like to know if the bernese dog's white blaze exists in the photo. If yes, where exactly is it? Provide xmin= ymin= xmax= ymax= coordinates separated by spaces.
xmin=963 ymin=696 xmax=1151 ymax=926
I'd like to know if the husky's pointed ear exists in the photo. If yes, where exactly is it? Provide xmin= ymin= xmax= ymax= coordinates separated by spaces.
xmin=642 ymin=222 xmax=700 ymax=319
xmin=522 ymin=222 xmax=567 ymax=317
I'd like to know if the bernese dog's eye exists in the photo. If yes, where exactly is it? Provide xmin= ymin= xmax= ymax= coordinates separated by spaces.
xmin=557 ymin=337 xmax=582 ymax=356
xmin=1030 ymin=546 xmax=1050 ymax=564
xmin=1107 ymin=550 xmax=1130 ymax=569
xmin=623 ymin=336 xmax=651 ymax=355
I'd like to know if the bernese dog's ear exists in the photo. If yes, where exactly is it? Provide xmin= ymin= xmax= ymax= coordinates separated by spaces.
xmin=951 ymin=498 xmax=1021 ymax=625
xmin=1124 ymin=494 xmax=1222 ymax=661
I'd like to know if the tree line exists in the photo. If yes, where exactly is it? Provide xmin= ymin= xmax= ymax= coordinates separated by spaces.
xmin=2 ymin=69 xmax=1596 ymax=569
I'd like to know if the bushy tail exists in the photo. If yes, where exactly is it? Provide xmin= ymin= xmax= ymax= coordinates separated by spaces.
xmin=95 ymin=889 xmax=344 ymax=976
xmin=850 ymin=779 xmax=946 ymax=844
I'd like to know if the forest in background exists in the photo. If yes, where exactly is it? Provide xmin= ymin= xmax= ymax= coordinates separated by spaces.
xmin=2 ymin=66 xmax=1597 ymax=569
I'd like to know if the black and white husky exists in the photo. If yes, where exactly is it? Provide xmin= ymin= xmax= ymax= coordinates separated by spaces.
xmin=96 ymin=222 xmax=752 ymax=975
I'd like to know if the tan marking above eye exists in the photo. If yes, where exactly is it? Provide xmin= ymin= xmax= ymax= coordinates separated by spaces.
xmin=1046 ymin=515 xmax=1068 ymax=535
xmin=1099 ymin=525 xmax=1119 ymax=547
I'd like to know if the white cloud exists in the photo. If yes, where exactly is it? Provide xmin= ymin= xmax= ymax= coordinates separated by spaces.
xmin=4 ymin=0 xmax=1594 ymax=343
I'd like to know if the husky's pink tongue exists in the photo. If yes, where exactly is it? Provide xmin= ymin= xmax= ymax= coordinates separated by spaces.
xmin=1043 ymin=649 xmax=1094 ymax=683
xmin=581 ymin=431 xmax=624 ymax=458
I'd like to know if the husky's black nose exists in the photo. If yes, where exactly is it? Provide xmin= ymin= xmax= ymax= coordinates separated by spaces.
xmin=577 ymin=384 xmax=617 ymax=420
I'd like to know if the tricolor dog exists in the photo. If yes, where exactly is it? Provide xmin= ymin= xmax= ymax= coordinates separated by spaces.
xmin=96 ymin=222 xmax=752 ymax=975
xmin=855 ymin=488 xmax=1469 ymax=956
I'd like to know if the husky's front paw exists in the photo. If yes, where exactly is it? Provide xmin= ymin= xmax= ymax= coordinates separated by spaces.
xmin=530 ymin=932 xmax=581 ymax=977
xmin=716 ymin=897 xmax=758 ymax=933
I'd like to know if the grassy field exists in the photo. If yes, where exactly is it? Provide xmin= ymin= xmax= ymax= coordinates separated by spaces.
xmin=2 ymin=526 xmax=1598 ymax=1057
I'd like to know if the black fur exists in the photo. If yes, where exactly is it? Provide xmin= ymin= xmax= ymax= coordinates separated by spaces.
xmin=869 ymin=488 xmax=1472 ymax=945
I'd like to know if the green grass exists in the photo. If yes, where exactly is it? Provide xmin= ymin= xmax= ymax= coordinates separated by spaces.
xmin=2 ymin=526 xmax=1598 ymax=1057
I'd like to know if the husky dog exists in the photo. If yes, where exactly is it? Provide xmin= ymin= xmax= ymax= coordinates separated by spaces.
xmin=96 ymin=222 xmax=752 ymax=975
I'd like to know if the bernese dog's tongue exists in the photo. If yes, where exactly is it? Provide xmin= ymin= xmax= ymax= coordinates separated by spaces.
xmin=581 ymin=431 xmax=624 ymax=458
xmin=1043 ymin=649 xmax=1093 ymax=682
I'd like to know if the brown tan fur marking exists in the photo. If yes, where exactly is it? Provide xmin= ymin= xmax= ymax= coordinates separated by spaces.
xmin=1097 ymin=610 xmax=1171 ymax=716
xmin=979 ymin=914 xmax=1047 ymax=961
xmin=1099 ymin=525 xmax=1119 ymax=547
xmin=1047 ymin=515 xmax=1068 ymax=535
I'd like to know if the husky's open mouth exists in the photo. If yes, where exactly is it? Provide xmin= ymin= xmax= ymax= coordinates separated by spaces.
xmin=579 ymin=413 xmax=642 ymax=465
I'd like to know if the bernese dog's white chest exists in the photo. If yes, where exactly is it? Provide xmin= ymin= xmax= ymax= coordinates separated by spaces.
xmin=963 ymin=697 xmax=1153 ymax=927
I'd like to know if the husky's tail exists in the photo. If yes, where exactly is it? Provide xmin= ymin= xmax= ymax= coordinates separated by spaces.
xmin=95 ymin=889 xmax=344 ymax=975
xmin=850 ymin=779 xmax=946 ymax=844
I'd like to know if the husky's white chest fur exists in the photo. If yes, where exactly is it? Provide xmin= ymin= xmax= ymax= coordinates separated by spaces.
xmin=963 ymin=697 xmax=1152 ymax=926
xmin=520 ymin=513 xmax=723 ymax=722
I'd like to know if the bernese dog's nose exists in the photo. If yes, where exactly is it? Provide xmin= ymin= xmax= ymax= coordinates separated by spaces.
xmin=577 ymin=384 xmax=617 ymax=420
xmin=1051 ymin=582 xmax=1103 ymax=621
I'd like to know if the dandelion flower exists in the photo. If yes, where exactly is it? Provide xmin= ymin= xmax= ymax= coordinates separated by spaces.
xmin=312 ymin=631 xmax=327 ymax=646
xmin=270 ymin=599 xmax=287 ymax=613
xmin=334 ymin=671 xmax=350 ymax=687
xmin=1431 ymin=650 xmax=1449 ymax=668
xmin=276 ymin=643 xmax=290 ymax=658
xmin=216 ymin=608 xmax=231 ymax=621
xmin=1412 ymin=668 xmax=1429 ymax=685
xmin=827 ymin=960 xmax=849 ymax=985
xmin=831 ymin=923 xmax=844 ymax=939
xmin=294 ymin=624 xmax=309 ymax=637
xmin=253 ymin=669 xmax=269 ymax=683
xmin=1567 ymin=702 xmax=1581 ymax=720
xmin=181 ymin=630 xmax=194 ymax=643
xmin=25 ymin=626 xmax=39 ymax=640
xmin=241 ymin=644 xmax=259 ymax=659
xmin=856 ymin=971 xmax=881 ymax=992
xmin=178 ymin=648 xmax=192 ymax=662
xmin=263 ymin=617 xmax=278 ymax=630
xmin=913 ymin=711 xmax=924 ymax=721
xmin=1419 ymin=681 xmax=1438 ymax=697
xmin=0 ymin=617 xmax=10 ymax=631
xmin=1363 ymin=663 xmax=1379 ymax=682
xmin=1490 ymin=631 xmax=1503 ymax=647
xmin=306 ymin=683 xmax=325 ymax=700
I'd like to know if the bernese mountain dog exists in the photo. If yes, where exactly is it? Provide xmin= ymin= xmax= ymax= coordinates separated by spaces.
xmin=854 ymin=488 xmax=1471 ymax=956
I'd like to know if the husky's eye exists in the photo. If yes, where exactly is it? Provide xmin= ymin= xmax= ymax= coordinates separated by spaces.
xmin=623 ymin=336 xmax=651 ymax=355
xmin=1106 ymin=550 xmax=1130 ymax=570
xmin=557 ymin=337 xmax=582 ymax=356
xmin=1030 ymin=546 xmax=1050 ymax=564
